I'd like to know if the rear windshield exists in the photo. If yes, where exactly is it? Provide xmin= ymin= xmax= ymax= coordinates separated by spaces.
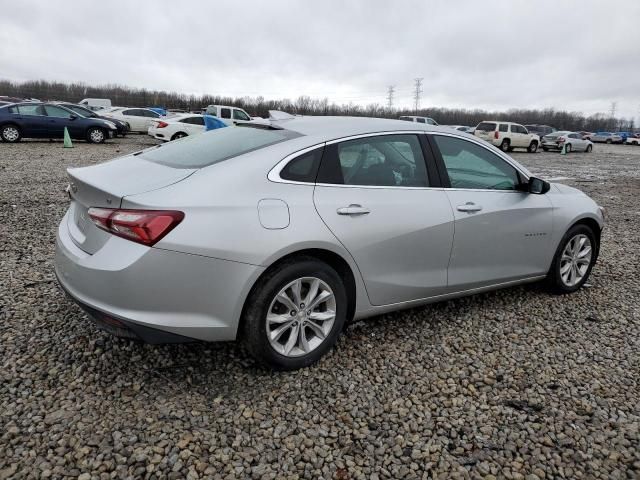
xmin=476 ymin=122 xmax=496 ymax=132
xmin=139 ymin=126 xmax=301 ymax=168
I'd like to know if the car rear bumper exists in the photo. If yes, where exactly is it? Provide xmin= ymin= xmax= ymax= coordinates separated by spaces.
xmin=55 ymin=210 xmax=264 ymax=342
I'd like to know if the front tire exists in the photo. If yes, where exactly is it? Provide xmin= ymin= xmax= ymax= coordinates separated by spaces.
xmin=171 ymin=132 xmax=187 ymax=141
xmin=547 ymin=225 xmax=597 ymax=294
xmin=241 ymin=257 xmax=347 ymax=370
xmin=1 ymin=124 xmax=22 ymax=143
xmin=565 ymin=143 xmax=572 ymax=153
xmin=586 ymin=144 xmax=593 ymax=153
xmin=86 ymin=127 xmax=106 ymax=144
xmin=527 ymin=141 xmax=538 ymax=153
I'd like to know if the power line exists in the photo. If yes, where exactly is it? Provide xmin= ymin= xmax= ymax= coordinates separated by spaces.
xmin=413 ymin=78 xmax=423 ymax=114
xmin=386 ymin=85 xmax=395 ymax=109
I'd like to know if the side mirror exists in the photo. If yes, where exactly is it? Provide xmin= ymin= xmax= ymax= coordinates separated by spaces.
xmin=528 ymin=176 xmax=551 ymax=194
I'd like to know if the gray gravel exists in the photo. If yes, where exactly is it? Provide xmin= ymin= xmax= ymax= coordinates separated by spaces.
xmin=1 ymin=136 xmax=639 ymax=479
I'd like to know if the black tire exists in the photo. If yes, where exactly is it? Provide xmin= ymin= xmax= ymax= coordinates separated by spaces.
xmin=606 ymin=139 xmax=612 ymax=144
xmin=565 ymin=143 xmax=572 ymax=153
xmin=86 ymin=127 xmax=106 ymax=144
xmin=542 ymin=147 xmax=549 ymax=152
xmin=527 ymin=141 xmax=538 ymax=153
xmin=241 ymin=256 xmax=347 ymax=370
xmin=586 ymin=144 xmax=592 ymax=152
xmin=171 ymin=132 xmax=187 ymax=141
xmin=547 ymin=224 xmax=597 ymax=294
xmin=500 ymin=139 xmax=511 ymax=152
xmin=1 ymin=124 xmax=22 ymax=143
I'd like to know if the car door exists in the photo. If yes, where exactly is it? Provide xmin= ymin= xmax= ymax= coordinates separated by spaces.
xmin=511 ymin=124 xmax=526 ymax=147
xmin=14 ymin=104 xmax=48 ymax=137
xmin=120 ymin=109 xmax=147 ymax=131
xmin=429 ymin=133 xmax=553 ymax=291
xmin=568 ymin=133 xmax=584 ymax=151
xmin=43 ymin=105 xmax=80 ymax=138
xmin=232 ymin=108 xmax=251 ymax=125
xmin=219 ymin=107 xmax=233 ymax=125
xmin=313 ymin=133 xmax=455 ymax=306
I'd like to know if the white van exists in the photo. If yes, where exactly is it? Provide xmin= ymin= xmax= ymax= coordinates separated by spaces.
xmin=79 ymin=98 xmax=112 ymax=111
xmin=399 ymin=115 xmax=439 ymax=126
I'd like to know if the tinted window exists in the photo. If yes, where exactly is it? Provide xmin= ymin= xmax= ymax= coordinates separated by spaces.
xmin=318 ymin=135 xmax=429 ymax=187
xmin=17 ymin=105 xmax=45 ymax=116
xmin=477 ymin=122 xmax=497 ymax=132
xmin=399 ymin=116 xmax=413 ymax=122
xmin=220 ymin=108 xmax=231 ymax=119
xmin=143 ymin=110 xmax=160 ymax=118
xmin=416 ymin=117 xmax=426 ymax=123
xmin=44 ymin=105 xmax=73 ymax=118
xmin=499 ymin=124 xmax=508 ymax=132
xmin=139 ymin=127 xmax=301 ymax=169
xmin=233 ymin=109 xmax=250 ymax=121
xmin=280 ymin=147 xmax=324 ymax=183
xmin=433 ymin=135 xmax=521 ymax=191
xmin=180 ymin=116 xmax=204 ymax=125
xmin=427 ymin=118 xmax=438 ymax=125
xmin=122 ymin=109 xmax=140 ymax=116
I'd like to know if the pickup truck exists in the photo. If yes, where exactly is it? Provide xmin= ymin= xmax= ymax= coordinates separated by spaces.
xmin=204 ymin=105 xmax=254 ymax=126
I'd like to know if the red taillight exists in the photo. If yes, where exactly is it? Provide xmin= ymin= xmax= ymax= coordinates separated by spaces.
xmin=558 ymin=137 xmax=566 ymax=143
xmin=494 ymin=130 xmax=499 ymax=139
xmin=88 ymin=208 xmax=184 ymax=246
xmin=156 ymin=121 xmax=169 ymax=128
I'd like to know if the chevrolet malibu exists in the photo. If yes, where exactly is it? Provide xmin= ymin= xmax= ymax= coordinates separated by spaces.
xmin=55 ymin=117 xmax=604 ymax=369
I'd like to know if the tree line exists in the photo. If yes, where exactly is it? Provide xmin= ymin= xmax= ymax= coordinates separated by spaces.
xmin=1 ymin=79 xmax=635 ymax=132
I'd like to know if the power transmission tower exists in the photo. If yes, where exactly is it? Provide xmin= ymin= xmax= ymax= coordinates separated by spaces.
xmin=386 ymin=85 xmax=395 ymax=109
xmin=413 ymin=78 xmax=423 ymax=113
xmin=609 ymin=101 xmax=617 ymax=118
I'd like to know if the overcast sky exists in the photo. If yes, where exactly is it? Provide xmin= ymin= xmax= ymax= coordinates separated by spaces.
xmin=1 ymin=0 xmax=639 ymax=119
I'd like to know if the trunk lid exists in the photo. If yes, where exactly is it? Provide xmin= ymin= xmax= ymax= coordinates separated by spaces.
xmin=65 ymin=153 xmax=196 ymax=254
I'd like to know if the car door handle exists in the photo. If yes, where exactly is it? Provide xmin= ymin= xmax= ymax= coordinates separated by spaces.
xmin=457 ymin=202 xmax=483 ymax=213
xmin=337 ymin=204 xmax=370 ymax=216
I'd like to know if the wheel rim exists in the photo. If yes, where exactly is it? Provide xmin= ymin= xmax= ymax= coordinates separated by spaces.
xmin=502 ymin=142 xmax=509 ymax=151
xmin=3 ymin=126 xmax=19 ymax=141
xmin=566 ymin=144 xmax=571 ymax=153
xmin=266 ymin=277 xmax=336 ymax=357
xmin=90 ymin=129 xmax=104 ymax=142
xmin=560 ymin=234 xmax=592 ymax=287
xmin=530 ymin=143 xmax=537 ymax=152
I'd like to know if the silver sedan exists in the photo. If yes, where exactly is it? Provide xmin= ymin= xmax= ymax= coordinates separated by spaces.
xmin=55 ymin=117 xmax=604 ymax=369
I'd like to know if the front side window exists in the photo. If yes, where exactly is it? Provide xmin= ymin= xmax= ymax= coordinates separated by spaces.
xmin=317 ymin=134 xmax=429 ymax=187
xmin=44 ymin=105 xmax=73 ymax=118
xmin=181 ymin=116 xmax=204 ymax=125
xmin=433 ymin=135 xmax=521 ymax=191
xmin=499 ymin=124 xmax=508 ymax=132
xmin=233 ymin=109 xmax=250 ymax=121
xmin=416 ymin=117 xmax=426 ymax=123
xmin=122 ymin=109 xmax=141 ymax=116
xmin=280 ymin=147 xmax=324 ymax=183
xmin=220 ymin=108 xmax=231 ymax=119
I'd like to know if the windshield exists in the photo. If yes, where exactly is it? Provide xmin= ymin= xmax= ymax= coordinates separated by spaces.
xmin=139 ymin=126 xmax=302 ymax=169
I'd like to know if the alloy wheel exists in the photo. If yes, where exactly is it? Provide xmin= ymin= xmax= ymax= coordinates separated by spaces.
xmin=89 ymin=129 xmax=104 ymax=143
xmin=266 ymin=277 xmax=336 ymax=357
xmin=3 ymin=126 xmax=19 ymax=142
xmin=559 ymin=234 xmax=592 ymax=287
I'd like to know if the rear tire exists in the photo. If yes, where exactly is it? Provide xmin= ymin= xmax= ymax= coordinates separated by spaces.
xmin=547 ymin=224 xmax=597 ymax=294
xmin=171 ymin=132 xmax=187 ymax=141
xmin=586 ymin=144 xmax=592 ymax=153
xmin=527 ymin=141 xmax=538 ymax=153
xmin=500 ymin=139 xmax=511 ymax=152
xmin=606 ymin=139 xmax=612 ymax=144
xmin=86 ymin=127 xmax=106 ymax=144
xmin=565 ymin=143 xmax=572 ymax=153
xmin=1 ymin=124 xmax=22 ymax=143
xmin=241 ymin=257 xmax=347 ymax=370
xmin=542 ymin=147 xmax=549 ymax=152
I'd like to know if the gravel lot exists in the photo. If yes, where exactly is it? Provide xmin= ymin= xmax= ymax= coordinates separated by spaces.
xmin=1 ymin=136 xmax=639 ymax=479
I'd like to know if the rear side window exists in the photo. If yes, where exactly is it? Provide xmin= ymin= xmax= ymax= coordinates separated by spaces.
xmin=476 ymin=122 xmax=496 ymax=132
xmin=499 ymin=124 xmax=508 ymax=132
xmin=317 ymin=134 xmax=429 ymax=187
xmin=139 ymin=127 xmax=301 ymax=169
xmin=280 ymin=147 xmax=324 ymax=183
xmin=16 ymin=105 xmax=45 ymax=116
xmin=416 ymin=117 xmax=426 ymax=123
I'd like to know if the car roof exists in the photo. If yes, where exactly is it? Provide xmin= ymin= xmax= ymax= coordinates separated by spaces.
xmin=271 ymin=115 xmax=446 ymax=140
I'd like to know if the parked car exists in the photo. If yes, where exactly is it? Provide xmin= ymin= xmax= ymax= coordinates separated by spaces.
xmin=52 ymin=102 xmax=130 ymax=137
xmin=102 ymin=107 xmax=163 ymax=133
xmin=55 ymin=117 xmax=604 ymax=369
xmin=626 ymin=134 xmax=640 ymax=145
xmin=204 ymin=105 xmax=253 ymax=125
xmin=148 ymin=114 xmax=205 ymax=141
xmin=0 ymin=102 xmax=117 ymax=143
xmin=399 ymin=115 xmax=439 ymax=125
xmin=579 ymin=131 xmax=594 ymax=140
xmin=525 ymin=124 xmax=556 ymax=138
xmin=615 ymin=132 xmax=633 ymax=142
xmin=79 ymin=98 xmax=112 ymax=111
xmin=474 ymin=121 xmax=540 ymax=152
xmin=541 ymin=131 xmax=593 ymax=152
xmin=590 ymin=132 xmax=623 ymax=144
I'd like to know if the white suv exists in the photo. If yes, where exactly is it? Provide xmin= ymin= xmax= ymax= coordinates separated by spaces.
xmin=474 ymin=121 xmax=540 ymax=153
xmin=399 ymin=115 xmax=439 ymax=125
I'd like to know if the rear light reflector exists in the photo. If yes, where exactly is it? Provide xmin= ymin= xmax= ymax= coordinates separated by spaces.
xmin=87 ymin=208 xmax=184 ymax=246
xmin=494 ymin=131 xmax=499 ymax=139
xmin=156 ymin=121 xmax=169 ymax=128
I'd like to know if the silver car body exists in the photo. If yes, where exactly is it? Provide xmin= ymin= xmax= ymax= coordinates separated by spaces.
xmin=542 ymin=131 xmax=593 ymax=152
xmin=55 ymin=117 xmax=604 ymax=342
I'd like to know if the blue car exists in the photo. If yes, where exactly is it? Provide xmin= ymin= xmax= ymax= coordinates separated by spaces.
xmin=0 ymin=102 xmax=118 ymax=143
